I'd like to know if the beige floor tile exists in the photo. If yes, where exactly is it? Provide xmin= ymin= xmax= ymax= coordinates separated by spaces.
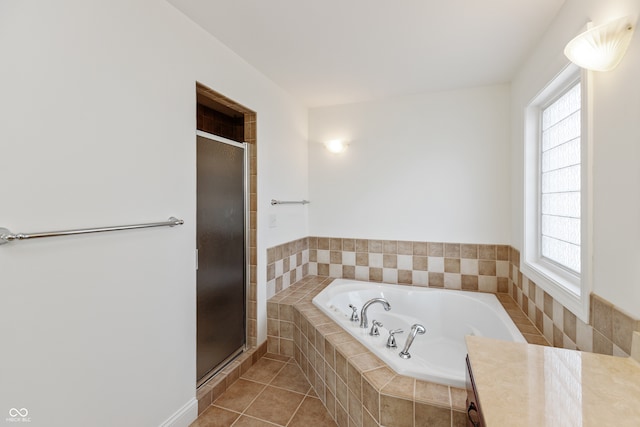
xmin=194 ymin=349 xmax=335 ymax=426
xmin=244 ymin=385 xmax=305 ymax=426
xmin=189 ymin=405 xmax=240 ymax=427
xmin=288 ymin=396 xmax=337 ymax=427
xmin=241 ymin=358 xmax=286 ymax=384
xmin=230 ymin=415 xmax=279 ymax=427
xmin=213 ymin=379 xmax=266 ymax=413
xmin=269 ymin=362 xmax=311 ymax=394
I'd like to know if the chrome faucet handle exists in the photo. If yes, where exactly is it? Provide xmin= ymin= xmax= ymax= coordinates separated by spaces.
xmin=349 ymin=304 xmax=359 ymax=322
xmin=386 ymin=329 xmax=404 ymax=348
xmin=369 ymin=320 xmax=383 ymax=336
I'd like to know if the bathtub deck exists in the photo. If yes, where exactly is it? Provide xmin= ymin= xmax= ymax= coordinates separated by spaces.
xmin=494 ymin=293 xmax=551 ymax=346
xmin=266 ymin=275 xmax=549 ymax=427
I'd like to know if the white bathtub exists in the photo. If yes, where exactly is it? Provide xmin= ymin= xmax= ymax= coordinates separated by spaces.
xmin=312 ymin=279 xmax=525 ymax=388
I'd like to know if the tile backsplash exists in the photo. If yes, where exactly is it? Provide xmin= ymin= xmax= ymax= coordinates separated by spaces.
xmin=508 ymin=248 xmax=640 ymax=357
xmin=307 ymin=237 xmax=511 ymax=292
xmin=266 ymin=237 xmax=309 ymax=299
xmin=266 ymin=237 xmax=640 ymax=358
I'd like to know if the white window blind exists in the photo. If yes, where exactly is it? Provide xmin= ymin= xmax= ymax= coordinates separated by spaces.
xmin=540 ymin=82 xmax=581 ymax=274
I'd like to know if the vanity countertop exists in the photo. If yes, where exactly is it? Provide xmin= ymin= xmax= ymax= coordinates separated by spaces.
xmin=465 ymin=335 xmax=640 ymax=426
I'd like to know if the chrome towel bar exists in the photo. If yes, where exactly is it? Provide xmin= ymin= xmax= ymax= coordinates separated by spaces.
xmin=270 ymin=199 xmax=310 ymax=205
xmin=0 ymin=217 xmax=184 ymax=245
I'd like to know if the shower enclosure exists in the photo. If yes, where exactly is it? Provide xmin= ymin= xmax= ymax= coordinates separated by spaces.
xmin=196 ymin=131 xmax=247 ymax=385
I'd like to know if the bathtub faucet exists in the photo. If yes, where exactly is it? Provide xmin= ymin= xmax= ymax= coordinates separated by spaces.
xmin=359 ymin=298 xmax=391 ymax=329
xmin=399 ymin=324 xmax=426 ymax=359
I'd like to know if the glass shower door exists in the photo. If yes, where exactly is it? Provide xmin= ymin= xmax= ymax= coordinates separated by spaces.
xmin=196 ymin=133 xmax=246 ymax=384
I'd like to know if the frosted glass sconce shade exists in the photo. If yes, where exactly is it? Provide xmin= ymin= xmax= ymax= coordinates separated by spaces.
xmin=564 ymin=17 xmax=635 ymax=72
xmin=324 ymin=139 xmax=348 ymax=154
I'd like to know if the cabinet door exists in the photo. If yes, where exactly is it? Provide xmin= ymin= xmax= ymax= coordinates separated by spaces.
xmin=465 ymin=356 xmax=485 ymax=427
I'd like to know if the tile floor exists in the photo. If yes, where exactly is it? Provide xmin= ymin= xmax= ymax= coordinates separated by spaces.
xmin=191 ymin=353 xmax=337 ymax=427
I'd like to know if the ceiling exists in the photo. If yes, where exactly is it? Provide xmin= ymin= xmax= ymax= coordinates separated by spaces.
xmin=168 ymin=0 xmax=566 ymax=107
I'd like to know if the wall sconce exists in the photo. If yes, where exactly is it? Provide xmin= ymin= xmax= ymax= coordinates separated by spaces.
xmin=324 ymin=139 xmax=348 ymax=154
xmin=564 ymin=16 xmax=636 ymax=72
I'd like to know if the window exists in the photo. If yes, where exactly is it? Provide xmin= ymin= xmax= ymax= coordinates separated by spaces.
xmin=523 ymin=64 xmax=591 ymax=322
xmin=540 ymin=82 xmax=581 ymax=274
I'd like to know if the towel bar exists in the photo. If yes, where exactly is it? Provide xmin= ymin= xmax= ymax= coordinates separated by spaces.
xmin=0 ymin=217 xmax=184 ymax=245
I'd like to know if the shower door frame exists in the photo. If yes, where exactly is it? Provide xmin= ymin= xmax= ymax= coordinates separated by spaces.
xmin=195 ymin=129 xmax=250 ymax=388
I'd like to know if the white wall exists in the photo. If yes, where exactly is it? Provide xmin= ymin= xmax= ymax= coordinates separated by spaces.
xmin=510 ymin=0 xmax=640 ymax=319
xmin=0 ymin=1 xmax=308 ymax=426
xmin=308 ymin=85 xmax=511 ymax=244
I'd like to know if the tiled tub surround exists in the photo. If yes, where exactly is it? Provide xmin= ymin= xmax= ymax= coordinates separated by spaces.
xmin=267 ymin=237 xmax=640 ymax=358
xmin=307 ymin=238 xmax=511 ymax=292
xmin=268 ymin=237 xmax=513 ymax=300
xmin=508 ymin=248 xmax=640 ymax=357
xmin=267 ymin=275 xmax=548 ymax=427
xmin=266 ymin=237 xmax=310 ymax=299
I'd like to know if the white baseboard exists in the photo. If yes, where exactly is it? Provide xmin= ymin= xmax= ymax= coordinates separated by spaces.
xmin=159 ymin=398 xmax=198 ymax=427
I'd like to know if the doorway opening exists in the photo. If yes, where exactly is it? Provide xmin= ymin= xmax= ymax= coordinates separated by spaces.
xmin=195 ymin=83 xmax=257 ymax=387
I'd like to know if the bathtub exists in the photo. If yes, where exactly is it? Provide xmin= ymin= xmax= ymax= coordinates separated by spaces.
xmin=312 ymin=279 xmax=525 ymax=388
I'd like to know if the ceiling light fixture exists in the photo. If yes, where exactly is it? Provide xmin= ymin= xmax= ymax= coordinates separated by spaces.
xmin=564 ymin=16 xmax=636 ymax=72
